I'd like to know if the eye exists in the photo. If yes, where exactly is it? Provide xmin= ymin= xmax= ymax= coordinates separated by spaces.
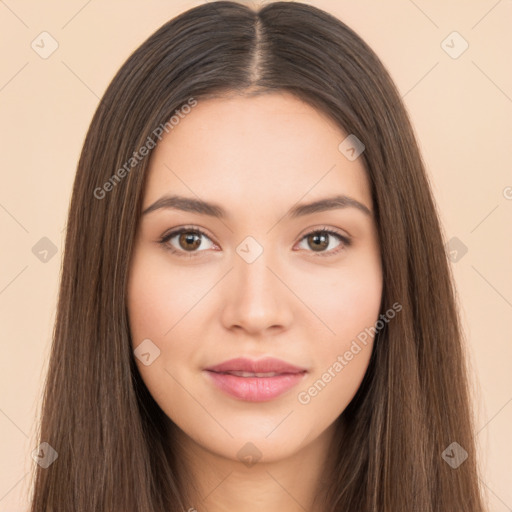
xmin=295 ymin=227 xmax=351 ymax=257
xmin=158 ymin=225 xmax=351 ymax=258
xmin=158 ymin=227 xmax=216 ymax=257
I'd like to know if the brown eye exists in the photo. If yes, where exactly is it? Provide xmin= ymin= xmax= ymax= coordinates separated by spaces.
xmin=178 ymin=232 xmax=202 ymax=251
xmin=296 ymin=228 xmax=351 ymax=256
xmin=159 ymin=228 xmax=215 ymax=257
xmin=307 ymin=232 xmax=330 ymax=252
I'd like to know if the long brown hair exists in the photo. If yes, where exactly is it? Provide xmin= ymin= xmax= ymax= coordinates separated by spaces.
xmin=29 ymin=1 xmax=487 ymax=510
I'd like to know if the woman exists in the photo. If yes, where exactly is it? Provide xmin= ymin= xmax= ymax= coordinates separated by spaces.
xmin=29 ymin=1 xmax=487 ymax=510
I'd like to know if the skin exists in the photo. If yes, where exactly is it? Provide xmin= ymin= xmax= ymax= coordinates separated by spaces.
xmin=126 ymin=91 xmax=383 ymax=512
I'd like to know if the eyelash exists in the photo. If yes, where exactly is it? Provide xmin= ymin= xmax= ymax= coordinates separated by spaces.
xmin=158 ymin=225 xmax=352 ymax=258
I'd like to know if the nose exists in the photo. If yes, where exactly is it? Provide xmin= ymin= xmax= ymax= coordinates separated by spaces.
xmin=220 ymin=247 xmax=294 ymax=335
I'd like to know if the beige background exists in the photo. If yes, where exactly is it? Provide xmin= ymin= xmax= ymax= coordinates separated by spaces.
xmin=1 ymin=0 xmax=511 ymax=510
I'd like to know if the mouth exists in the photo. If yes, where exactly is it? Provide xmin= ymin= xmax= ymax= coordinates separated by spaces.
xmin=203 ymin=369 xmax=308 ymax=402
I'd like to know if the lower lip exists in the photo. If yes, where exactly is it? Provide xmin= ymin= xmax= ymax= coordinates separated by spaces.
xmin=204 ymin=370 xmax=307 ymax=402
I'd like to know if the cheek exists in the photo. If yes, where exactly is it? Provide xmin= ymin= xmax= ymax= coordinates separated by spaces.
xmin=126 ymin=247 xmax=215 ymax=389
xmin=126 ymin=248 xmax=210 ymax=344
xmin=297 ymin=283 xmax=380 ymax=414
xmin=126 ymin=253 xmax=200 ymax=418
xmin=301 ymin=256 xmax=382 ymax=342
xmin=296 ymin=254 xmax=382 ymax=409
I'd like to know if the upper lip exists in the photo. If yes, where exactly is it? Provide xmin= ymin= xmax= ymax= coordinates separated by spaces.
xmin=204 ymin=357 xmax=307 ymax=374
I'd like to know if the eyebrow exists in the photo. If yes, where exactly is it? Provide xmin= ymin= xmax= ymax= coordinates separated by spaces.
xmin=141 ymin=194 xmax=372 ymax=218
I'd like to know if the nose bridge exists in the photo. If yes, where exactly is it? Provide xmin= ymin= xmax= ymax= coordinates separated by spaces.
xmin=237 ymin=244 xmax=273 ymax=294
xmin=235 ymin=232 xmax=277 ymax=287
xmin=221 ymin=236 xmax=292 ymax=333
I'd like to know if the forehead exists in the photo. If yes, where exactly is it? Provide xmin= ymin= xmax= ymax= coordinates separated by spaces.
xmin=143 ymin=92 xmax=372 ymax=214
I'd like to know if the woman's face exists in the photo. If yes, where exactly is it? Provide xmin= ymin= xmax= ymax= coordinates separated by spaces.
xmin=127 ymin=92 xmax=382 ymax=464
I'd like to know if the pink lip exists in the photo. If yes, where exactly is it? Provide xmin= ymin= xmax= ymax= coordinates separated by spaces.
xmin=203 ymin=357 xmax=308 ymax=402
